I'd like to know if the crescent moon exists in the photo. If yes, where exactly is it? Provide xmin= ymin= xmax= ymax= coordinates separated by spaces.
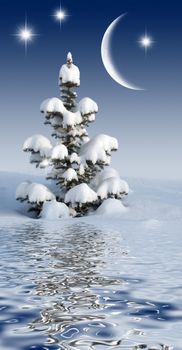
xmin=101 ymin=14 xmax=143 ymax=91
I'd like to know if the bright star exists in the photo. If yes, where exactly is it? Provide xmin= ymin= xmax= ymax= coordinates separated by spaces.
xmin=55 ymin=9 xmax=66 ymax=21
xmin=19 ymin=28 xmax=33 ymax=42
xmin=53 ymin=2 xmax=68 ymax=28
xmin=138 ymin=30 xmax=154 ymax=55
xmin=14 ymin=17 xmax=38 ymax=54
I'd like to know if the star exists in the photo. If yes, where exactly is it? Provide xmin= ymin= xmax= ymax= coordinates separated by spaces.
xmin=53 ymin=2 xmax=68 ymax=29
xmin=14 ymin=17 xmax=38 ymax=54
xmin=138 ymin=30 xmax=154 ymax=55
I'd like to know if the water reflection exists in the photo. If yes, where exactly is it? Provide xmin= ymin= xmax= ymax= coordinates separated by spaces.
xmin=0 ymin=219 xmax=179 ymax=350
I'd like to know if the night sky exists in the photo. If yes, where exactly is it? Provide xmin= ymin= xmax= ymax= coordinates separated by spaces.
xmin=0 ymin=0 xmax=182 ymax=179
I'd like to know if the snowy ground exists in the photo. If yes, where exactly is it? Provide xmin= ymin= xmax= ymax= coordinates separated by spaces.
xmin=0 ymin=172 xmax=182 ymax=349
xmin=1 ymin=171 xmax=182 ymax=222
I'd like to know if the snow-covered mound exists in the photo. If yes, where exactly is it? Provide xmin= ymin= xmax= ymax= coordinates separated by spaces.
xmin=1 ymin=172 xmax=182 ymax=223
xmin=96 ymin=198 xmax=127 ymax=217
xmin=65 ymin=183 xmax=97 ymax=205
xmin=23 ymin=135 xmax=52 ymax=157
xmin=41 ymin=200 xmax=70 ymax=220
xmin=97 ymin=177 xmax=129 ymax=199
xmin=78 ymin=97 xmax=98 ymax=116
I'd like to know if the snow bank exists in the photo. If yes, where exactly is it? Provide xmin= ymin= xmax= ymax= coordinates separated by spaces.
xmin=40 ymin=98 xmax=66 ymax=115
xmin=97 ymin=177 xmax=129 ymax=199
xmin=65 ymin=183 xmax=97 ymax=205
xmin=78 ymin=97 xmax=98 ymax=116
xmin=23 ymin=135 xmax=52 ymax=158
xmin=41 ymin=200 xmax=70 ymax=219
xmin=96 ymin=198 xmax=127 ymax=217
xmin=16 ymin=182 xmax=55 ymax=203
xmin=80 ymin=134 xmax=118 ymax=165
xmin=51 ymin=144 xmax=68 ymax=161
xmin=59 ymin=63 xmax=80 ymax=86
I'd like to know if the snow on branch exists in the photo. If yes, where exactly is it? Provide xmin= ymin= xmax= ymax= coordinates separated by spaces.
xmin=40 ymin=98 xmax=66 ymax=115
xmin=78 ymin=97 xmax=98 ymax=116
xmin=16 ymin=182 xmax=55 ymax=203
xmin=59 ymin=59 xmax=80 ymax=86
xmin=63 ymin=110 xmax=82 ymax=128
xmin=61 ymin=168 xmax=78 ymax=182
xmin=69 ymin=152 xmax=80 ymax=164
xmin=92 ymin=167 xmax=120 ymax=190
xmin=80 ymin=134 xmax=118 ymax=165
xmin=65 ymin=183 xmax=97 ymax=205
xmin=23 ymin=134 xmax=52 ymax=158
xmin=97 ymin=177 xmax=129 ymax=200
xmin=51 ymin=144 xmax=68 ymax=161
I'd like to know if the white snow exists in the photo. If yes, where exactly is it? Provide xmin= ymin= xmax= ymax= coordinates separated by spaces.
xmin=23 ymin=134 xmax=52 ymax=158
xmin=40 ymin=97 xmax=66 ymax=115
xmin=65 ymin=183 xmax=97 ymax=205
xmin=78 ymin=164 xmax=85 ymax=176
xmin=16 ymin=181 xmax=31 ymax=200
xmin=92 ymin=167 xmax=120 ymax=189
xmin=63 ymin=110 xmax=82 ymax=128
xmin=16 ymin=181 xmax=55 ymax=203
xmin=97 ymin=177 xmax=129 ymax=199
xmin=51 ymin=144 xmax=68 ymax=161
xmin=1 ymin=172 xmax=182 ymax=350
xmin=28 ymin=183 xmax=55 ymax=203
xmin=80 ymin=134 xmax=118 ymax=165
xmin=59 ymin=63 xmax=80 ymax=86
xmin=88 ymin=114 xmax=96 ymax=122
xmin=51 ymin=116 xmax=62 ymax=127
xmin=39 ymin=159 xmax=50 ymax=168
xmin=67 ymin=52 xmax=72 ymax=62
xmin=78 ymin=97 xmax=98 ymax=116
xmin=70 ymin=153 xmax=80 ymax=164
xmin=61 ymin=168 xmax=78 ymax=182
xmin=96 ymin=198 xmax=127 ymax=217
xmin=40 ymin=200 xmax=70 ymax=219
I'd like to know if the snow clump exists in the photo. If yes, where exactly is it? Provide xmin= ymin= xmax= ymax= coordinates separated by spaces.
xmin=40 ymin=200 xmax=70 ymax=219
xmin=65 ymin=183 xmax=97 ymax=206
xmin=23 ymin=135 xmax=52 ymax=158
xmin=97 ymin=177 xmax=129 ymax=199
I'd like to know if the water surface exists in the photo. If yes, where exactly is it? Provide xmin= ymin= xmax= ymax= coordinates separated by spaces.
xmin=0 ymin=216 xmax=181 ymax=350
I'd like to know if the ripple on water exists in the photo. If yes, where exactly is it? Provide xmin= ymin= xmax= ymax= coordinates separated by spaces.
xmin=0 ymin=219 xmax=181 ymax=350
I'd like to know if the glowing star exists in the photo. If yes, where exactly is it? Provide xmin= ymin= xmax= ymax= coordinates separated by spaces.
xmin=14 ymin=18 xmax=38 ymax=54
xmin=53 ymin=2 xmax=68 ymax=28
xmin=138 ymin=31 xmax=154 ymax=55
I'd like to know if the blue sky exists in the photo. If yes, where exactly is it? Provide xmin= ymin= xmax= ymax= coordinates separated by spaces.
xmin=0 ymin=0 xmax=182 ymax=179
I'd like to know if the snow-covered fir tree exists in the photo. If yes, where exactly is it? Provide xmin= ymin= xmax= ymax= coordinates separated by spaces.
xmin=16 ymin=53 xmax=129 ymax=218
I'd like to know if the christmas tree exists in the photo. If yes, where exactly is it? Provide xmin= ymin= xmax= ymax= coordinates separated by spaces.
xmin=16 ymin=53 xmax=129 ymax=217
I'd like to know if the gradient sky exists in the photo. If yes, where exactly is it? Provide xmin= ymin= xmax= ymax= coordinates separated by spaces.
xmin=0 ymin=0 xmax=182 ymax=179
